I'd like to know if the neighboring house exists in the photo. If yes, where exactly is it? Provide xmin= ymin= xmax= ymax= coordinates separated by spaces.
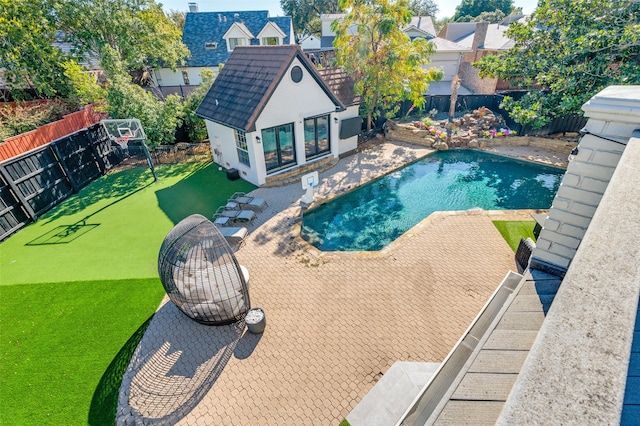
xmin=151 ymin=8 xmax=295 ymax=92
xmin=319 ymin=14 xmax=469 ymax=88
xmin=196 ymin=45 xmax=361 ymax=186
xmin=438 ymin=17 xmax=524 ymax=93
xmin=299 ymin=34 xmax=321 ymax=51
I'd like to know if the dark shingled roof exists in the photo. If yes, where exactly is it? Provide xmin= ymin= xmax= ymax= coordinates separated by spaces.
xmin=182 ymin=11 xmax=293 ymax=67
xmin=196 ymin=45 xmax=345 ymax=132
xmin=316 ymin=67 xmax=360 ymax=106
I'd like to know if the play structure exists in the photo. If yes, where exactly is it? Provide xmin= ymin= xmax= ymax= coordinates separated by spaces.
xmin=158 ymin=214 xmax=251 ymax=325
xmin=101 ymin=118 xmax=157 ymax=181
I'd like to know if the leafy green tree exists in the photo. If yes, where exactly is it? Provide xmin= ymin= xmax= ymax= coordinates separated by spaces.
xmin=453 ymin=0 xmax=514 ymax=21
xmin=0 ymin=0 xmax=72 ymax=99
xmin=281 ymin=0 xmax=341 ymax=35
xmin=183 ymin=69 xmax=217 ymax=142
xmin=63 ymin=60 xmax=106 ymax=108
xmin=409 ymin=0 xmax=438 ymax=16
xmin=333 ymin=0 xmax=439 ymax=130
xmin=57 ymin=0 xmax=189 ymax=79
xmin=167 ymin=9 xmax=186 ymax=30
xmin=106 ymin=74 xmax=184 ymax=147
xmin=475 ymin=0 xmax=640 ymax=127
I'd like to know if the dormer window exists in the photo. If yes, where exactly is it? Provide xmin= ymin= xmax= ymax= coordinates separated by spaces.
xmin=223 ymin=22 xmax=254 ymax=52
xmin=205 ymin=42 xmax=218 ymax=50
xmin=257 ymin=22 xmax=286 ymax=46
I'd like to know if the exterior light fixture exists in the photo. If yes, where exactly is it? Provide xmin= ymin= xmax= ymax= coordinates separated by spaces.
xmin=568 ymin=146 xmax=579 ymax=161
xmin=256 ymin=136 xmax=261 ymax=143
xmin=334 ymin=117 xmax=339 ymax=123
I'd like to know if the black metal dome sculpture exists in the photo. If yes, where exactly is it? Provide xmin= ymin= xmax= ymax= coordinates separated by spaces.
xmin=158 ymin=214 xmax=251 ymax=325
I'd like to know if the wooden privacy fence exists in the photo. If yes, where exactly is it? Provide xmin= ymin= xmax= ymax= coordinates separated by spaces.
xmin=0 ymin=103 xmax=108 ymax=161
xmin=0 ymin=123 xmax=123 ymax=241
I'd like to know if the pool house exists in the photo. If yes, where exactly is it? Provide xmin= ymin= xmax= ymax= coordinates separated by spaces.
xmin=196 ymin=45 xmax=361 ymax=186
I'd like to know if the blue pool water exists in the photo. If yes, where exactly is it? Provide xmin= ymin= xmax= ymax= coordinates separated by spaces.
xmin=301 ymin=149 xmax=564 ymax=251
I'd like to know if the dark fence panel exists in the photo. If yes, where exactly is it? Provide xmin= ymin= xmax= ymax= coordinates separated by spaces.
xmin=1 ymin=146 xmax=74 ymax=218
xmin=0 ymin=123 xmax=121 ymax=241
xmin=0 ymin=172 xmax=30 ymax=241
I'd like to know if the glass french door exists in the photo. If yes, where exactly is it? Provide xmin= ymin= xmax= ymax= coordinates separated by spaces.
xmin=304 ymin=115 xmax=330 ymax=160
xmin=262 ymin=123 xmax=296 ymax=172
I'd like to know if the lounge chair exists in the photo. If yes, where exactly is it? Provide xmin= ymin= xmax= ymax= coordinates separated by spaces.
xmin=213 ymin=206 xmax=255 ymax=225
xmin=216 ymin=226 xmax=249 ymax=248
xmin=229 ymin=192 xmax=267 ymax=212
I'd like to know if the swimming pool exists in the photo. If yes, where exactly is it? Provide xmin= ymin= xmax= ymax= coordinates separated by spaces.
xmin=301 ymin=149 xmax=565 ymax=251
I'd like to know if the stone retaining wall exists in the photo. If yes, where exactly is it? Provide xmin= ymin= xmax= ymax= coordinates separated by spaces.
xmin=386 ymin=119 xmax=575 ymax=154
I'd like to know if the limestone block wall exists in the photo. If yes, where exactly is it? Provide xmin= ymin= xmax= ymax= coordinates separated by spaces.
xmin=531 ymin=86 xmax=640 ymax=274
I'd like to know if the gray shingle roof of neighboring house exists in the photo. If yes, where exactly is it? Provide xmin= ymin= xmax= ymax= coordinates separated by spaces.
xmin=196 ymin=45 xmax=344 ymax=132
xmin=406 ymin=16 xmax=437 ymax=38
xmin=439 ymin=22 xmax=516 ymax=50
xmin=455 ymin=23 xmax=515 ymax=50
xmin=182 ymin=11 xmax=293 ymax=67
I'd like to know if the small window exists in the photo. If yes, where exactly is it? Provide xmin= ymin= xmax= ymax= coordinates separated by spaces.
xmin=262 ymin=37 xmax=279 ymax=46
xmin=228 ymin=37 xmax=247 ymax=51
xmin=291 ymin=66 xmax=303 ymax=83
xmin=205 ymin=42 xmax=218 ymax=50
xmin=181 ymin=70 xmax=190 ymax=85
xmin=234 ymin=130 xmax=250 ymax=167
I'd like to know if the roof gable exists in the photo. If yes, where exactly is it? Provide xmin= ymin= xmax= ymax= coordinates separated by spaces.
xmin=257 ymin=21 xmax=286 ymax=39
xmin=223 ymin=22 xmax=255 ymax=39
xmin=196 ymin=45 xmax=344 ymax=132
xmin=182 ymin=11 xmax=294 ymax=67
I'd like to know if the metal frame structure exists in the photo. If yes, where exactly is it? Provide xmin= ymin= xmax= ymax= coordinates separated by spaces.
xmin=100 ymin=118 xmax=157 ymax=181
xmin=158 ymin=214 xmax=251 ymax=325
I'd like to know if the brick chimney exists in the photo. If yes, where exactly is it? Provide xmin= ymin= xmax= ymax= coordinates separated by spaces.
xmin=472 ymin=21 xmax=489 ymax=50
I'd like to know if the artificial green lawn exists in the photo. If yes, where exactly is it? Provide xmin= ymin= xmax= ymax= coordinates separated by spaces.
xmin=1 ymin=162 xmax=255 ymax=285
xmin=492 ymin=220 xmax=537 ymax=252
xmin=0 ymin=162 xmax=255 ymax=425
xmin=0 ymin=279 xmax=164 ymax=425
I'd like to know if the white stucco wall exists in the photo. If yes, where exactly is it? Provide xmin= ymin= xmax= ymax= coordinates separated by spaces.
xmin=152 ymin=67 xmax=219 ymax=87
xmin=206 ymin=121 xmax=260 ymax=185
xmin=336 ymin=105 xmax=360 ymax=154
xmin=253 ymin=58 xmax=339 ymax=185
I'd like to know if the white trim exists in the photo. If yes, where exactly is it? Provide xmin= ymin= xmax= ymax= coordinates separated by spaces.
xmin=257 ymin=21 xmax=286 ymax=40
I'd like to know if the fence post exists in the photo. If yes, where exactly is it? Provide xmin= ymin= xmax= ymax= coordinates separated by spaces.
xmin=0 ymin=164 xmax=37 ymax=221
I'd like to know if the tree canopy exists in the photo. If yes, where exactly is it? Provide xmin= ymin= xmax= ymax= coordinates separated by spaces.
xmin=281 ymin=0 xmax=342 ymax=35
xmin=475 ymin=0 xmax=640 ymax=127
xmin=57 ymin=0 xmax=189 ymax=78
xmin=333 ymin=0 xmax=441 ymax=130
xmin=0 ymin=0 xmax=73 ymax=98
xmin=408 ymin=0 xmax=438 ymax=17
xmin=453 ymin=0 xmax=514 ymax=21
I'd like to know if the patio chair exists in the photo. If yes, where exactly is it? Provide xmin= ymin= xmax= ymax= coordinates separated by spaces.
xmin=229 ymin=192 xmax=267 ymax=212
xmin=216 ymin=226 xmax=249 ymax=248
xmin=213 ymin=206 xmax=256 ymax=225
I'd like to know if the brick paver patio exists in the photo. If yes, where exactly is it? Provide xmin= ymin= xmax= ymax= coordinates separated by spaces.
xmin=117 ymin=141 xmax=536 ymax=425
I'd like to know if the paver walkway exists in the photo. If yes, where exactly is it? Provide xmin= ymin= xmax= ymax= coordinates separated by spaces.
xmin=117 ymin=141 xmax=536 ymax=425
